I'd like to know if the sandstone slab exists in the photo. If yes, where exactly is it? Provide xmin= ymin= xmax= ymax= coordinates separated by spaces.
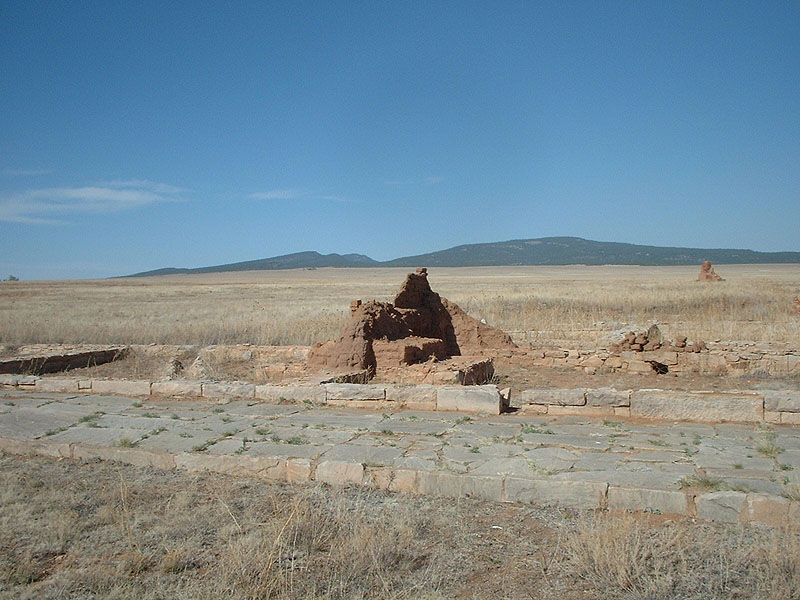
xmin=436 ymin=385 xmax=502 ymax=415
xmin=92 ymin=379 xmax=152 ymax=397
xmin=255 ymin=384 xmax=326 ymax=404
xmin=316 ymin=460 xmax=365 ymax=486
xmin=586 ymin=388 xmax=630 ymax=407
xmin=505 ymin=478 xmax=607 ymax=509
xmin=35 ymin=378 xmax=79 ymax=393
xmin=202 ymin=382 xmax=255 ymax=401
xmin=518 ymin=389 xmax=586 ymax=406
xmin=324 ymin=383 xmax=385 ymax=401
xmin=762 ymin=391 xmax=800 ymax=413
xmin=696 ymin=491 xmax=746 ymax=523
xmin=630 ymin=390 xmax=763 ymax=423
xmin=384 ymin=384 xmax=437 ymax=408
xmin=151 ymin=380 xmax=203 ymax=397
xmin=608 ymin=487 xmax=689 ymax=515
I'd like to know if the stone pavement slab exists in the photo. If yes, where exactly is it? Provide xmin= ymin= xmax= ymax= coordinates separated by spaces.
xmin=1 ymin=389 xmax=798 ymax=527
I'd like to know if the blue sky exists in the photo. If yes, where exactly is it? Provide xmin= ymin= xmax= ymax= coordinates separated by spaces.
xmin=2 ymin=1 xmax=798 ymax=279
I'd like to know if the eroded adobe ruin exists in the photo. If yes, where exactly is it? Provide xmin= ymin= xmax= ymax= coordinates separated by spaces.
xmin=308 ymin=268 xmax=515 ymax=375
xmin=696 ymin=261 xmax=724 ymax=281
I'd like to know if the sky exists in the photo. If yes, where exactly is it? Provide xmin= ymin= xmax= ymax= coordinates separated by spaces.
xmin=1 ymin=1 xmax=799 ymax=279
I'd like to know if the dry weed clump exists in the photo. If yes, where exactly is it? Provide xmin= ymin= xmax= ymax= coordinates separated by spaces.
xmin=563 ymin=514 xmax=800 ymax=600
xmin=220 ymin=491 xmax=441 ymax=599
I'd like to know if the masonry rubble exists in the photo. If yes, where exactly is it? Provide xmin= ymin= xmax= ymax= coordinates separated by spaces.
xmin=307 ymin=268 xmax=515 ymax=378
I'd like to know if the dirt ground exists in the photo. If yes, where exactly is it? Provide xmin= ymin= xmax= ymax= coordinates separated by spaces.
xmin=1 ymin=453 xmax=798 ymax=600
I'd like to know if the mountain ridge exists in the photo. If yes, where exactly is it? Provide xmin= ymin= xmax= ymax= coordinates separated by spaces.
xmin=126 ymin=237 xmax=800 ymax=277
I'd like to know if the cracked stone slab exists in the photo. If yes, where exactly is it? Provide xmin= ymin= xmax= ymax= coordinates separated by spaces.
xmin=525 ymin=447 xmax=579 ymax=472
xmin=46 ymin=426 xmax=147 ymax=446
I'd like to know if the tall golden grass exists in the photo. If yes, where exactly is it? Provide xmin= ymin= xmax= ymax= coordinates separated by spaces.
xmin=1 ymin=264 xmax=798 ymax=347
xmin=2 ymin=453 xmax=799 ymax=600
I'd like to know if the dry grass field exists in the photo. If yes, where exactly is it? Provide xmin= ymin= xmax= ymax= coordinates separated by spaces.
xmin=1 ymin=265 xmax=799 ymax=348
xmin=2 ymin=453 xmax=799 ymax=600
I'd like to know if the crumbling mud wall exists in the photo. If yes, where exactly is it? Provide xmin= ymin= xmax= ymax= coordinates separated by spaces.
xmin=308 ymin=269 xmax=515 ymax=374
xmin=697 ymin=261 xmax=724 ymax=281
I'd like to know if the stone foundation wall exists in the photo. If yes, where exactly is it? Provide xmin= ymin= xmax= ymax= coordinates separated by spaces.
xmin=3 ymin=374 xmax=799 ymax=424
xmin=0 ymin=375 xmax=504 ymax=415
xmin=517 ymin=387 xmax=800 ymax=424
xmin=520 ymin=341 xmax=800 ymax=376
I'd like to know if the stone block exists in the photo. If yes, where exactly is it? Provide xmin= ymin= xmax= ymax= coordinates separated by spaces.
xmin=151 ymin=380 xmax=203 ymax=397
xmin=202 ymin=382 xmax=255 ymax=401
xmin=384 ymin=385 xmax=437 ymax=407
xmin=0 ymin=437 xmax=72 ymax=459
xmin=586 ymin=388 xmax=631 ymax=407
xmin=436 ymin=385 xmax=502 ymax=415
xmin=605 ymin=356 xmax=624 ymax=369
xmin=416 ymin=471 xmax=502 ymax=502
xmin=91 ymin=379 xmax=152 ymax=397
xmin=745 ymin=493 xmax=790 ymax=526
xmin=315 ymin=460 xmax=365 ymax=486
xmin=630 ymin=390 xmax=763 ymax=423
xmin=547 ymin=405 xmax=615 ymax=417
xmin=764 ymin=410 xmax=782 ymax=423
xmin=763 ymin=391 xmax=800 ymax=413
xmin=517 ymin=389 xmax=586 ymax=406
xmin=627 ymin=360 xmax=654 ymax=373
xmin=782 ymin=412 xmax=800 ymax=425
xmin=255 ymin=384 xmax=326 ymax=404
xmin=72 ymin=445 xmax=175 ymax=470
xmin=326 ymin=399 xmax=394 ymax=410
xmin=35 ymin=378 xmax=79 ymax=393
xmin=78 ymin=380 xmax=92 ymax=390
xmin=324 ymin=383 xmax=385 ymax=401
xmin=364 ymin=467 xmax=419 ymax=494
xmin=696 ymin=491 xmax=746 ymax=523
xmin=505 ymin=478 xmax=607 ymax=509
xmin=608 ymin=487 xmax=690 ymax=516
xmin=0 ymin=374 xmax=19 ymax=386
xmin=614 ymin=407 xmax=631 ymax=417
xmin=286 ymin=458 xmax=312 ymax=482
xmin=388 ymin=469 xmax=418 ymax=493
xmin=175 ymin=453 xmax=285 ymax=479
xmin=518 ymin=404 xmax=548 ymax=415
xmin=580 ymin=355 xmax=605 ymax=369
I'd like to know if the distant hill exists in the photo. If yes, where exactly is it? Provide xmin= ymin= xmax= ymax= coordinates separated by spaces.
xmin=128 ymin=251 xmax=378 ymax=277
xmin=385 ymin=237 xmax=800 ymax=267
xmin=126 ymin=237 xmax=800 ymax=277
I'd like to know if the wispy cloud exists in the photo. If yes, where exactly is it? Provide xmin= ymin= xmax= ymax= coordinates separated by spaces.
xmin=2 ymin=168 xmax=53 ymax=176
xmin=384 ymin=176 xmax=444 ymax=186
xmin=0 ymin=180 xmax=187 ymax=224
xmin=248 ymin=189 xmax=352 ymax=202
xmin=248 ymin=188 xmax=309 ymax=200
xmin=102 ymin=179 xmax=188 ymax=195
